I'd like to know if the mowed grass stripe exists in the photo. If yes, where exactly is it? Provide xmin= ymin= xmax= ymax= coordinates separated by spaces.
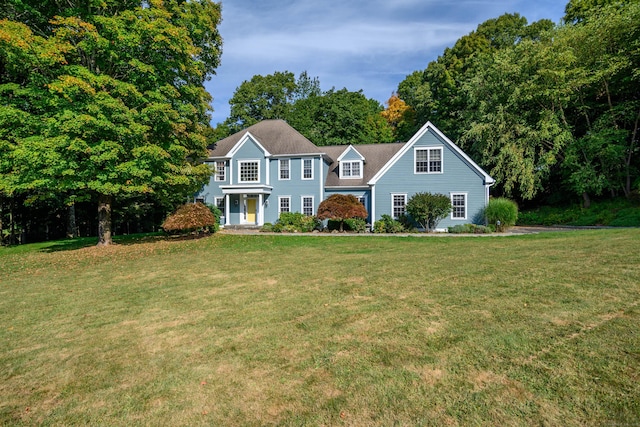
xmin=1 ymin=230 xmax=638 ymax=426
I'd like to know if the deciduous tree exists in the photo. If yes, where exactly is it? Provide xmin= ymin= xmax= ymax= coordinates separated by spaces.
xmin=0 ymin=0 xmax=222 ymax=245
xmin=317 ymin=194 xmax=368 ymax=232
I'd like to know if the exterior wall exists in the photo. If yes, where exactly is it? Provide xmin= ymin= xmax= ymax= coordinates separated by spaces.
xmin=263 ymin=156 xmax=324 ymax=224
xmin=372 ymin=128 xmax=488 ymax=229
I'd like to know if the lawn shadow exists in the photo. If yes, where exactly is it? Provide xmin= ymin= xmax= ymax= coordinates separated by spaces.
xmin=40 ymin=232 xmax=213 ymax=253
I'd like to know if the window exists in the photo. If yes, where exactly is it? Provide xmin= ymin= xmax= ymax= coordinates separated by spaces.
xmin=358 ymin=196 xmax=366 ymax=206
xmin=340 ymin=160 xmax=362 ymax=179
xmin=302 ymin=196 xmax=314 ymax=216
xmin=239 ymin=160 xmax=259 ymax=182
xmin=279 ymin=159 xmax=290 ymax=180
xmin=215 ymin=197 xmax=225 ymax=211
xmin=392 ymin=194 xmax=407 ymax=219
xmin=215 ymin=161 xmax=226 ymax=181
xmin=415 ymin=147 xmax=443 ymax=173
xmin=451 ymin=193 xmax=467 ymax=220
xmin=302 ymin=158 xmax=313 ymax=180
xmin=279 ymin=196 xmax=290 ymax=215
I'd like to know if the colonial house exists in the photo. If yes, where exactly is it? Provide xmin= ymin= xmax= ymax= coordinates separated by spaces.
xmin=197 ymin=119 xmax=494 ymax=230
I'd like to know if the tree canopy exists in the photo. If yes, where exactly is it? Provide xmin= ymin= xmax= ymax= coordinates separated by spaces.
xmin=219 ymin=72 xmax=394 ymax=146
xmin=395 ymin=2 xmax=640 ymax=205
xmin=317 ymin=194 xmax=368 ymax=232
xmin=0 ymin=0 xmax=222 ymax=245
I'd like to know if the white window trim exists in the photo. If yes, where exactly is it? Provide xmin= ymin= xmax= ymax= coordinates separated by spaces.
xmin=450 ymin=192 xmax=467 ymax=220
xmin=279 ymin=159 xmax=290 ymax=181
xmin=414 ymin=147 xmax=443 ymax=174
xmin=238 ymin=160 xmax=260 ymax=183
xmin=215 ymin=161 xmax=226 ymax=181
xmin=302 ymin=158 xmax=314 ymax=180
xmin=278 ymin=196 xmax=291 ymax=215
xmin=391 ymin=193 xmax=407 ymax=219
xmin=301 ymin=196 xmax=314 ymax=216
xmin=340 ymin=160 xmax=363 ymax=179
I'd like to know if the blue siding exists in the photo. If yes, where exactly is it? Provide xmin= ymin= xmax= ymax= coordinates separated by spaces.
xmin=232 ymin=137 xmax=268 ymax=184
xmin=339 ymin=147 xmax=364 ymax=161
xmin=374 ymin=128 xmax=487 ymax=229
xmin=262 ymin=156 xmax=324 ymax=224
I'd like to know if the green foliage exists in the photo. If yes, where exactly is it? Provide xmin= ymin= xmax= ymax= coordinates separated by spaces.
xmin=485 ymin=198 xmax=518 ymax=231
xmin=518 ymin=198 xmax=640 ymax=226
xmin=274 ymin=212 xmax=320 ymax=233
xmin=288 ymin=88 xmax=394 ymax=145
xmin=0 ymin=1 xmax=223 ymax=245
xmin=405 ymin=192 xmax=452 ymax=232
xmin=162 ymin=202 xmax=217 ymax=234
xmin=328 ymin=217 xmax=367 ymax=233
xmin=448 ymin=224 xmax=493 ymax=234
xmin=373 ymin=214 xmax=407 ymax=233
xmin=396 ymin=3 xmax=640 ymax=204
xmin=205 ymin=203 xmax=222 ymax=233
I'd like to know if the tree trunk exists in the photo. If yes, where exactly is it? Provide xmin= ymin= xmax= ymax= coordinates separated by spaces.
xmin=582 ymin=192 xmax=591 ymax=209
xmin=67 ymin=203 xmax=78 ymax=239
xmin=97 ymin=194 xmax=113 ymax=246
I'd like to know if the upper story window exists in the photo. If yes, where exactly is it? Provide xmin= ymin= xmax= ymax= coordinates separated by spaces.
xmin=340 ymin=160 xmax=362 ymax=179
xmin=415 ymin=147 xmax=443 ymax=174
xmin=279 ymin=159 xmax=290 ymax=180
xmin=215 ymin=161 xmax=226 ymax=181
xmin=239 ymin=160 xmax=259 ymax=183
xmin=302 ymin=158 xmax=313 ymax=180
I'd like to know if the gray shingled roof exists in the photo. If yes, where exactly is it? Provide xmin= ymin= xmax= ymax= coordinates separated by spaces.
xmin=207 ymin=120 xmax=323 ymax=157
xmin=324 ymin=143 xmax=405 ymax=187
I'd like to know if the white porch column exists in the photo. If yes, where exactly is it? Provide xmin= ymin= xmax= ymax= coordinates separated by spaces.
xmin=224 ymin=193 xmax=230 ymax=226
xmin=258 ymin=194 xmax=263 ymax=225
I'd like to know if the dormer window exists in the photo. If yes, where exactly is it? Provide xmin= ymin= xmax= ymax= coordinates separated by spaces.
xmin=340 ymin=160 xmax=362 ymax=179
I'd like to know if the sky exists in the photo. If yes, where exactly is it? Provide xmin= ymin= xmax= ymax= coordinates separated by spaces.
xmin=205 ymin=0 xmax=567 ymax=125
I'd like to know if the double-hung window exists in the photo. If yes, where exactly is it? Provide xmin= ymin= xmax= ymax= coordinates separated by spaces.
xmin=302 ymin=158 xmax=313 ymax=180
xmin=279 ymin=196 xmax=291 ymax=215
xmin=239 ymin=160 xmax=259 ymax=183
xmin=415 ymin=147 xmax=443 ymax=174
xmin=451 ymin=193 xmax=467 ymax=220
xmin=215 ymin=161 xmax=226 ymax=181
xmin=340 ymin=160 xmax=362 ymax=179
xmin=392 ymin=194 xmax=407 ymax=219
xmin=302 ymin=196 xmax=314 ymax=216
xmin=215 ymin=197 xmax=225 ymax=211
xmin=279 ymin=159 xmax=290 ymax=180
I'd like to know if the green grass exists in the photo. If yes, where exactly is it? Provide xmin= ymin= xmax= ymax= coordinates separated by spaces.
xmin=1 ymin=231 xmax=639 ymax=425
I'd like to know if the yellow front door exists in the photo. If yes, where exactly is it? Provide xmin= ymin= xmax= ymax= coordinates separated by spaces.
xmin=246 ymin=198 xmax=256 ymax=223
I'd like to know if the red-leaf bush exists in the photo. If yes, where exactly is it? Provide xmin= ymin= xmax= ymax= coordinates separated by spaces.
xmin=162 ymin=202 xmax=217 ymax=234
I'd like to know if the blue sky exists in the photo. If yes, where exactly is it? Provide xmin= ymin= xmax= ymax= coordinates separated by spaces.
xmin=206 ymin=1 xmax=567 ymax=125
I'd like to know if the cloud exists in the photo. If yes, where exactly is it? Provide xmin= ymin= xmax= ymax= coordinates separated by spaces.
xmin=208 ymin=0 xmax=566 ymax=124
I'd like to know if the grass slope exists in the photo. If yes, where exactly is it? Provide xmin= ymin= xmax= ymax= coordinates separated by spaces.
xmin=1 ymin=231 xmax=639 ymax=426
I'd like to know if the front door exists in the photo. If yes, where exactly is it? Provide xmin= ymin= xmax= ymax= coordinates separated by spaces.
xmin=246 ymin=198 xmax=257 ymax=223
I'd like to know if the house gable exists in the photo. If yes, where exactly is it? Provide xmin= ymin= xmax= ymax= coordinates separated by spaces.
xmin=369 ymin=121 xmax=494 ymax=186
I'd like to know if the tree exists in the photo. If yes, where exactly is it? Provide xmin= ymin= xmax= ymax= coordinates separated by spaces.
xmin=381 ymin=93 xmax=415 ymax=141
xmin=0 ymin=1 xmax=222 ymax=245
xmin=405 ymin=192 xmax=452 ymax=232
xmin=316 ymin=194 xmax=368 ymax=232
xmin=224 ymin=71 xmax=297 ymax=133
xmin=288 ymin=88 xmax=394 ymax=146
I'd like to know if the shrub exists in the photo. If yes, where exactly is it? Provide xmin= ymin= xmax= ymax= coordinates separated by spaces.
xmin=373 ymin=214 xmax=407 ymax=233
xmin=448 ymin=224 xmax=492 ymax=234
xmin=485 ymin=198 xmax=518 ymax=231
xmin=162 ymin=202 xmax=217 ymax=234
xmin=261 ymin=223 xmax=273 ymax=232
xmin=205 ymin=203 xmax=222 ymax=232
xmin=274 ymin=212 xmax=320 ymax=232
xmin=344 ymin=218 xmax=367 ymax=233
xmin=405 ymin=192 xmax=452 ymax=232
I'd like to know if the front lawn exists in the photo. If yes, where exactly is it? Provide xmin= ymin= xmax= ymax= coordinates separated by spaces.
xmin=1 ymin=231 xmax=638 ymax=425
